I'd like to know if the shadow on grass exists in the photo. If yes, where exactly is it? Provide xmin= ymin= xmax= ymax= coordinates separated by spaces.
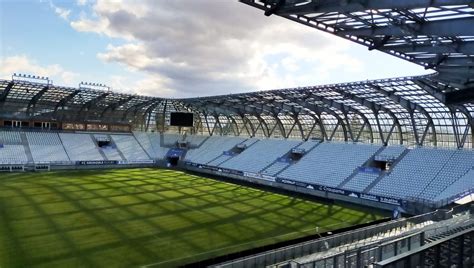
xmin=0 ymin=168 xmax=386 ymax=267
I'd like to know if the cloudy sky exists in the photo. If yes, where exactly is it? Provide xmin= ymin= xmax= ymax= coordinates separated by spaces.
xmin=0 ymin=0 xmax=431 ymax=97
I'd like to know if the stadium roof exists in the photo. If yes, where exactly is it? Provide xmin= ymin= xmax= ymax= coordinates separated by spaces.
xmin=0 ymin=0 xmax=473 ymax=149
xmin=240 ymin=0 xmax=474 ymax=104
xmin=1 ymin=73 xmax=472 ymax=148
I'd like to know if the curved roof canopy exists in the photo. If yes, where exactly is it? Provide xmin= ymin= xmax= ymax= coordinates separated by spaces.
xmin=240 ymin=0 xmax=474 ymax=104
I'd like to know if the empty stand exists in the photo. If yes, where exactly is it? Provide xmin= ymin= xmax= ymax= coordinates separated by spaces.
xmin=370 ymin=148 xmax=455 ymax=200
xmin=185 ymin=136 xmax=246 ymax=165
xmin=0 ymin=145 xmax=28 ymax=164
xmin=111 ymin=134 xmax=150 ymax=161
xmin=0 ymin=131 xmax=22 ymax=144
xmin=219 ymin=139 xmax=300 ymax=173
xmin=59 ymin=133 xmax=104 ymax=161
xmin=279 ymin=142 xmax=381 ymax=187
xmin=375 ymin=145 xmax=407 ymax=161
xmin=262 ymin=161 xmax=290 ymax=176
xmin=342 ymin=172 xmax=380 ymax=192
xmin=417 ymin=149 xmax=474 ymax=200
xmin=134 ymin=132 xmax=169 ymax=159
xmin=93 ymin=134 xmax=123 ymax=161
xmin=163 ymin=133 xmax=182 ymax=146
xmin=184 ymin=135 xmax=208 ymax=147
xmin=26 ymin=132 xmax=70 ymax=163
xmin=435 ymin=169 xmax=474 ymax=201
xmin=0 ymin=131 xmax=28 ymax=164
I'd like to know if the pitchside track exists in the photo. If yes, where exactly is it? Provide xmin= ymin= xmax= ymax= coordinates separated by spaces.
xmin=0 ymin=168 xmax=385 ymax=267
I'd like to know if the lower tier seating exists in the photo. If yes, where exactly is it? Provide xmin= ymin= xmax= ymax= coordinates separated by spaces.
xmin=26 ymin=132 xmax=69 ymax=163
xmin=111 ymin=134 xmax=150 ymax=161
xmin=0 ymin=130 xmax=472 ymax=205
xmin=59 ymin=133 xmax=103 ymax=161
xmin=279 ymin=142 xmax=381 ymax=188
xmin=219 ymin=139 xmax=300 ymax=173
xmin=185 ymin=136 xmax=246 ymax=165
xmin=0 ymin=145 xmax=28 ymax=164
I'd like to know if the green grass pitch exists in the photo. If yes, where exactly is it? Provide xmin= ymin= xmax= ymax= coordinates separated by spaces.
xmin=0 ymin=168 xmax=385 ymax=267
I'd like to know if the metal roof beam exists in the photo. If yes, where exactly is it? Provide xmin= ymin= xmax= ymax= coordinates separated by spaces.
xmin=261 ymin=0 xmax=473 ymax=15
xmin=388 ymin=41 xmax=474 ymax=55
xmin=100 ymin=96 xmax=136 ymax=117
xmin=26 ymin=86 xmax=50 ymax=116
xmin=342 ymin=17 xmax=474 ymax=37
xmin=0 ymin=81 xmax=14 ymax=102
xmin=78 ymin=92 xmax=110 ymax=114
xmin=276 ymin=93 xmax=347 ymax=140
xmin=121 ymin=98 xmax=158 ymax=121
xmin=53 ymin=89 xmax=81 ymax=117
xmin=369 ymin=83 xmax=436 ymax=145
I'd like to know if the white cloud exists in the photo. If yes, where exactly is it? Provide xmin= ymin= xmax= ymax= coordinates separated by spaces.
xmin=49 ymin=1 xmax=71 ymax=21
xmin=0 ymin=55 xmax=171 ymax=97
xmin=76 ymin=0 xmax=88 ymax=6
xmin=69 ymin=0 xmax=365 ymax=97
xmin=0 ymin=55 xmax=79 ymax=86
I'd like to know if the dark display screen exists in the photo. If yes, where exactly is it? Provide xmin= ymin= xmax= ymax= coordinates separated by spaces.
xmin=170 ymin=112 xmax=194 ymax=127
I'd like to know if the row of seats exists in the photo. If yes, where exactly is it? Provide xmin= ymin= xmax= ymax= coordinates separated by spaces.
xmin=370 ymin=148 xmax=456 ymax=199
xmin=92 ymin=134 xmax=123 ymax=161
xmin=220 ymin=139 xmax=300 ymax=173
xmin=295 ymin=140 xmax=320 ymax=151
xmin=435 ymin=169 xmax=474 ymax=201
xmin=342 ymin=172 xmax=379 ymax=192
xmin=1 ymin=130 xmax=473 ymax=204
xmin=0 ymin=145 xmax=28 ymax=164
xmin=59 ymin=133 xmax=103 ymax=161
xmin=111 ymin=135 xmax=149 ymax=161
xmin=133 ymin=132 xmax=168 ymax=159
xmin=182 ymin=135 xmax=473 ymax=203
xmin=376 ymin=145 xmax=406 ymax=160
xmin=418 ymin=149 xmax=474 ymax=200
xmin=185 ymin=135 xmax=208 ymax=147
xmin=185 ymin=136 xmax=246 ymax=165
xmin=262 ymin=161 xmax=290 ymax=176
xmin=163 ymin=133 xmax=182 ymax=146
xmin=279 ymin=142 xmax=381 ymax=188
xmin=26 ymin=132 xmax=70 ymax=162
xmin=26 ymin=132 xmax=62 ymax=145
xmin=0 ymin=131 xmax=21 ymax=144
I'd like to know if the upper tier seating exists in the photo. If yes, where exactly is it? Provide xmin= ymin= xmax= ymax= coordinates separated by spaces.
xmin=185 ymin=136 xmax=246 ymax=165
xmin=163 ymin=134 xmax=182 ymax=146
xmin=0 ymin=145 xmax=28 ymax=164
xmin=184 ymin=135 xmax=208 ymax=147
xmin=59 ymin=133 xmax=103 ymax=161
xmin=111 ymin=134 xmax=150 ymax=161
xmin=370 ymin=148 xmax=456 ymax=199
xmin=219 ymin=139 xmax=300 ymax=173
xmin=0 ymin=131 xmax=21 ymax=144
xmin=241 ymin=138 xmax=259 ymax=147
xmin=376 ymin=145 xmax=406 ymax=160
xmin=279 ymin=142 xmax=381 ymax=187
xmin=295 ymin=140 xmax=320 ymax=151
xmin=133 ymin=132 xmax=169 ymax=159
xmin=26 ymin=132 xmax=70 ymax=163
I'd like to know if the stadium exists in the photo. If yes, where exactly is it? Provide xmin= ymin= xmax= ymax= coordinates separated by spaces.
xmin=0 ymin=0 xmax=473 ymax=267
